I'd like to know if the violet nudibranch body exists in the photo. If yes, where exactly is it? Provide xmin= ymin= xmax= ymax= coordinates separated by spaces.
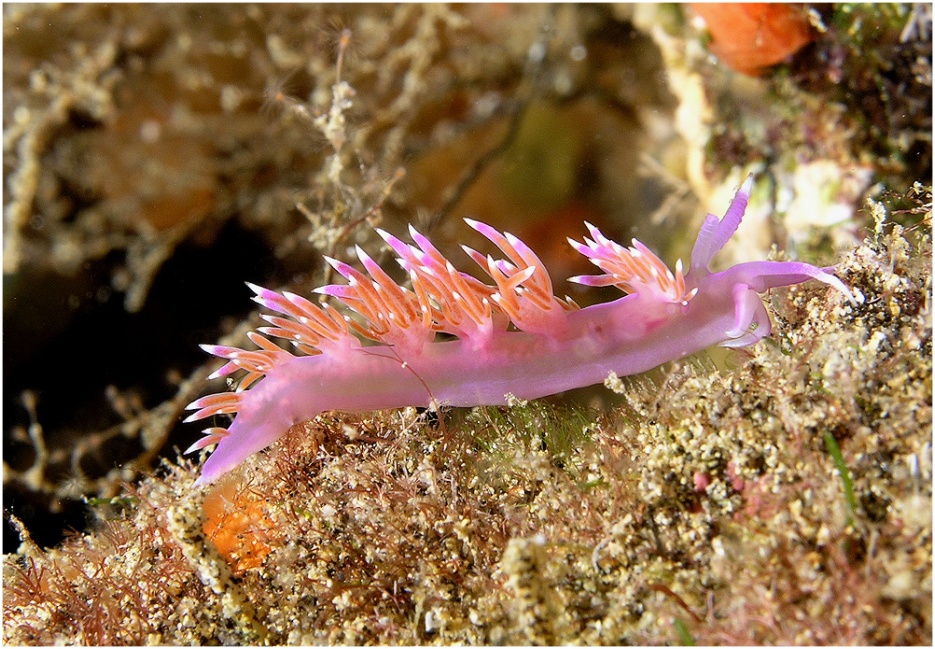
xmin=185 ymin=175 xmax=854 ymax=485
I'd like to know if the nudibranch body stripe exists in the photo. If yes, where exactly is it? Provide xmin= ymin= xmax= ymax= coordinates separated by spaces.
xmin=186 ymin=175 xmax=854 ymax=485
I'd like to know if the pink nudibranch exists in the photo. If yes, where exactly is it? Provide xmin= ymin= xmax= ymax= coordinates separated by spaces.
xmin=186 ymin=175 xmax=854 ymax=485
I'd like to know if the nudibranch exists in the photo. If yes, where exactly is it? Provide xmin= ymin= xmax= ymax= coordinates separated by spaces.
xmin=185 ymin=175 xmax=853 ymax=485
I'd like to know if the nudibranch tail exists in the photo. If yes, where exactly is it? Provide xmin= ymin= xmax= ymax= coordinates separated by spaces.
xmin=185 ymin=175 xmax=854 ymax=484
